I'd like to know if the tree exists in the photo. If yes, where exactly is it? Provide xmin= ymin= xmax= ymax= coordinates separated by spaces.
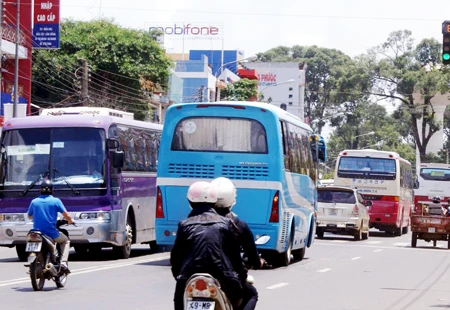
xmin=256 ymin=45 xmax=370 ymax=134
xmin=220 ymin=78 xmax=258 ymax=101
xmin=32 ymin=18 xmax=173 ymax=120
xmin=370 ymin=30 xmax=450 ymax=161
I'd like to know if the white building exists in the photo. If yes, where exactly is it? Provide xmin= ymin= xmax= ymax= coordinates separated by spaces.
xmin=241 ymin=62 xmax=303 ymax=117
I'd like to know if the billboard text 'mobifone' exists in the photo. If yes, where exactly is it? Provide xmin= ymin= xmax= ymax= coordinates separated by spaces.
xmin=149 ymin=24 xmax=222 ymax=40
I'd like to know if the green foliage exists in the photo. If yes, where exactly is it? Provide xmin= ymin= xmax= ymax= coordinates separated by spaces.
xmin=370 ymin=30 xmax=450 ymax=161
xmin=220 ymin=78 xmax=258 ymax=101
xmin=32 ymin=18 xmax=173 ymax=120
xmin=257 ymin=45 xmax=371 ymax=134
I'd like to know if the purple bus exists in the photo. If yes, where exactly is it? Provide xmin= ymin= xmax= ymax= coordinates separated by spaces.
xmin=0 ymin=112 xmax=162 ymax=260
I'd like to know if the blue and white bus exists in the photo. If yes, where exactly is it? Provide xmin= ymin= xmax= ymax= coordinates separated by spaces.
xmin=155 ymin=101 xmax=326 ymax=266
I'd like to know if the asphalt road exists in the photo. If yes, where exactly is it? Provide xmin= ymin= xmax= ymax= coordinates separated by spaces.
xmin=1 ymin=230 xmax=450 ymax=310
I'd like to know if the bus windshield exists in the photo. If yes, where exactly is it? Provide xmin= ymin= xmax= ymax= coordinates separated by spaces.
xmin=0 ymin=127 xmax=106 ymax=189
xmin=420 ymin=168 xmax=450 ymax=181
xmin=337 ymin=156 xmax=396 ymax=179
xmin=171 ymin=117 xmax=268 ymax=153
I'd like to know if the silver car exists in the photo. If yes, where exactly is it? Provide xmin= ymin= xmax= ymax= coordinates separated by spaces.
xmin=316 ymin=186 xmax=371 ymax=241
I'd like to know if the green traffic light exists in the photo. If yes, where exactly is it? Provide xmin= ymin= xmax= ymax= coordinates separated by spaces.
xmin=444 ymin=53 xmax=450 ymax=60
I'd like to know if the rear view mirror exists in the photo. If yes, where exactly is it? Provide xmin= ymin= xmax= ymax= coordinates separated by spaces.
xmin=365 ymin=201 xmax=373 ymax=207
xmin=107 ymin=138 xmax=120 ymax=150
xmin=112 ymin=150 xmax=124 ymax=168
xmin=413 ymin=180 xmax=419 ymax=189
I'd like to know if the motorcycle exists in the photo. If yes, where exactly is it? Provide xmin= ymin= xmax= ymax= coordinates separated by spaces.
xmin=24 ymin=219 xmax=74 ymax=291
xmin=183 ymin=235 xmax=270 ymax=310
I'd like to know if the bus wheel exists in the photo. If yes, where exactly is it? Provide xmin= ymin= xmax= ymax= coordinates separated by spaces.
xmin=276 ymin=232 xmax=293 ymax=267
xmin=433 ymin=240 xmax=437 ymax=247
xmin=113 ymin=215 xmax=133 ymax=259
xmin=292 ymin=247 xmax=305 ymax=261
xmin=16 ymin=244 xmax=27 ymax=262
xmin=394 ymin=227 xmax=402 ymax=237
xmin=149 ymin=240 xmax=160 ymax=253
xmin=411 ymin=232 xmax=417 ymax=248
xmin=402 ymin=226 xmax=409 ymax=234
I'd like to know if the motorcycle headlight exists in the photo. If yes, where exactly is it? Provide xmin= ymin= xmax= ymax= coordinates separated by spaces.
xmin=0 ymin=213 xmax=25 ymax=222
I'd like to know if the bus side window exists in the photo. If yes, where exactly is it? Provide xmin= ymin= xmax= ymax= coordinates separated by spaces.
xmin=280 ymin=121 xmax=290 ymax=171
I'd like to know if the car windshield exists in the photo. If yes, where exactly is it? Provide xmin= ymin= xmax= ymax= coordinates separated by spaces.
xmin=318 ymin=190 xmax=356 ymax=204
xmin=0 ymin=127 xmax=106 ymax=190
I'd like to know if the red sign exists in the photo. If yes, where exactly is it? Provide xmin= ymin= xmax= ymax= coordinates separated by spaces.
xmin=34 ymin=0 xmax=60 ymax=25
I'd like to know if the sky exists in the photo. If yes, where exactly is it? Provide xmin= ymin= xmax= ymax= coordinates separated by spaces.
xmin=59 ymin=0 xmax=450 ymax=137
xmin=61 ymin=0 xmax=450 ymax=58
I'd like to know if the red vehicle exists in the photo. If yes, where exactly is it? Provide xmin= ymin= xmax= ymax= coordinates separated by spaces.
xmin=334 ymin=149 xmax=414 ymax=236
xmin=411 ymin=202 xmax=450 ymax=248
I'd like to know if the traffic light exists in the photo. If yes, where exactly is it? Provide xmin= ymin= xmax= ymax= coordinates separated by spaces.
xmin=442 ymin=21 xmax=450 ymax=65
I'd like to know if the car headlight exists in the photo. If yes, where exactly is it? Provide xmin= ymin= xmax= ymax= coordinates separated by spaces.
xmin=78 ymin=212 xmax=111 ymax=221
xmin=0 ymin=213 xmax=25 ymax=222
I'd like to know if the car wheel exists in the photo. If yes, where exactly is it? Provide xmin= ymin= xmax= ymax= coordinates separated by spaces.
xmin=354 ymin=229 xmax=362 ymax=241
xmin=316 ymin=230 xmax=324 ymax=239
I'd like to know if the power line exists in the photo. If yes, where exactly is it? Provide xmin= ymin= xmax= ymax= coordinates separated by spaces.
xmin=62 ymin=5 xmax=447 ymax=22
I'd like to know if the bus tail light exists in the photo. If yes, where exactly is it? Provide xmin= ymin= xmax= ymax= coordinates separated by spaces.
xmin=352 ymin=205 xmax=359 ymax=217
xmin=269 ymin=191 xmax=280 ymax=223
xmin=156 ymin=187 xmax=164 ymax=218
xmin=381 ymin=196 xmax=399 ymax=202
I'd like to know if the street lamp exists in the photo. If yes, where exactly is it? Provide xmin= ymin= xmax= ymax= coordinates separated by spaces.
xmin=351 ymin=131 xmax=375 ymax=149
xmin=214 ymin=55 xmax=257 ymax=101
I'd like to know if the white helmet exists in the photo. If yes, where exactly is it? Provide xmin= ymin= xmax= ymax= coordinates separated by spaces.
xmin=210 ymin=177 xmax=236 ymax=209
xmin=187 ymin=181 xmax=218 ymax=204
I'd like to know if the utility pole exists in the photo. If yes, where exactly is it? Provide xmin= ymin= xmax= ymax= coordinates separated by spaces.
xmin=13 ymin=0 xmax=20 ymax=117
xmin=81 ymin=59 xmax=89 ymax=106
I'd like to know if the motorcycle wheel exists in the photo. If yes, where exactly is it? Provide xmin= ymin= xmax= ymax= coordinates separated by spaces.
xmin=30 ymin=253 xmax=45 ymax=291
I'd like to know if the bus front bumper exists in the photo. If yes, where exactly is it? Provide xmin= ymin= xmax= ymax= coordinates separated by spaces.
xmin=0 ymin=211 xmax=124 ymax=246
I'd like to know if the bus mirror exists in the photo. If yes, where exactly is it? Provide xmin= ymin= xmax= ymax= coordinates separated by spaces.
xmin=365 ymin=200 xmax=373 ymax=207
xmin=107 ymin=138 xmax=120 ymax=150
xmin=112 ymin=150 xmax=124 ymax=168
xmin=413 ymin=180 xmax=419 ymax=189
xmin=318 ymin=149 xmax=326 ymax=162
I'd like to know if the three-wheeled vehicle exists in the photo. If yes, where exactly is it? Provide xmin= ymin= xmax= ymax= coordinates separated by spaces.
xmin=410 ymin=201 xmax=450 ymax=249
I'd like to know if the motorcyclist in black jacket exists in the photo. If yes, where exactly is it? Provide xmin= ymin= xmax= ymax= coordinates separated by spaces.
xmin=171 ymin=181 xmax=247 ymax=310
xmin=211 ymin=177 xmax=265 ymax=310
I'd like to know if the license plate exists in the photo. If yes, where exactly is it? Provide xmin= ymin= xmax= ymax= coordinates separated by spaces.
xmin=428 ymin=227 xmax=436 ymax=233
xmin=25 ymin=242 xmax=42 ymax=252
xmin=185 ymin=301 xmax=215 ymax=310
xmin=328 ymin=208 xmax=338 ymax=216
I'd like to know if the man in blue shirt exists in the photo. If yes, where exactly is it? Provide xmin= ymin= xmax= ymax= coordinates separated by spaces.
xmin=27 ymin=179 xmax=74 ymax=272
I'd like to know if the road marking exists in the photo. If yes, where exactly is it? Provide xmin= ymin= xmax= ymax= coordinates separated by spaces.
xmin=330 ymin=240 xmax=349 ymax=243
xmin=315 ymin=242 xmax=450 ymax=253
xmin=266 ymin=282 xmax=289 ymax=290
xmin=373 ymin=249 xmax=383 ymax=252
xmin=317 ymin=268 xmax=331 ymax=273
xmin=0 ymin=254 xmax=170 ymax=288
xmin=393 ymin=242 xmax=409 ymax=247
xmin=351 ymin=256 xmax=361 ymax=260
xmin=366 ymin=241 xmax=382 ymax=244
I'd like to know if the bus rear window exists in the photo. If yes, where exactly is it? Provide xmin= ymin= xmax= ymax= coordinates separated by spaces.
xmin=420 ymin=168 xmax=450 ymax=181
xmin=171 ymin=117 xmax=268 ymax=153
